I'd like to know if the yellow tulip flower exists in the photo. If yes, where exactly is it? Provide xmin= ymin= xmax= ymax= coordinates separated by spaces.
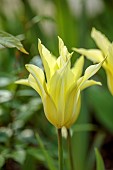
xmin=73 ymin=28 xmax=113 ymax=95
xmin=15 ymin=37 xmax=103 ymax=128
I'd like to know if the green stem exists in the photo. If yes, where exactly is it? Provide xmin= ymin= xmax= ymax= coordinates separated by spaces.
xmin=57 ymin=128 xmax=63 ymax=170
xmin=67 ymin=128 xmax=74 ymax=170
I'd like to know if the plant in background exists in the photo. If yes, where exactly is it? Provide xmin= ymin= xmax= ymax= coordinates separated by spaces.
xmin=73 ymin=28 xmax=113 ymax=95
xmin=15 ymin=37 xmax=104 ymax=170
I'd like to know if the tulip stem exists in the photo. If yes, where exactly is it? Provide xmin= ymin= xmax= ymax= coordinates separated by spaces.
xmin=67 ymin=129 xmax=74 ymax=170
xmin=57 ymin=128 xmax=63 ymax=170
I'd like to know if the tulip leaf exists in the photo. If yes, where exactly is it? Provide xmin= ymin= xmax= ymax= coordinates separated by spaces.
xmin=0 ymin=155 xmax=5 ymax=168
xmin=8 ymin=150 xmax=26 ymax=164
xmin=0 ymin=31 xmax=28 ymax=54
xmin=73 ymin=123 xmax=97 ymax=132
xmin=88 ymin=87 xmax=113 ymax=132
xmin=36 ymin=133 xmax=57 ymax=170
xmin=72 ymin=94 xmax=90 ymax=170
xmin=0 ymin=90 xmax=13 ymax=103
xmin=87 ymin=132 xmax=105 ymax=170
xmin=95 ymin=148 xmax=105 ymax=170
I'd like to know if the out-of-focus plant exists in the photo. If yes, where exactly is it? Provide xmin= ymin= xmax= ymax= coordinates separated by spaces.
xmin=95 ymin=148 xmax=105 ymax=170
xmin=0 ymin=31 xmax=28 ymax=54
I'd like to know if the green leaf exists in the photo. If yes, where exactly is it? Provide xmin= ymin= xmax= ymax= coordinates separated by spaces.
xmin=8 ymin=150 xmax=26 ymax=164
xmin=73 ymin=123 xmax=97 ymax=132
xmin=27 ymin=148 xmax=45 ymax=161
xmin=16 ymin=98 xmax=42 ymax=123
xmin=72 ymin=94 xmax=90 ymax=170
xmin=36 ymin=133 xmax=57 ymax=170
xmin=0 ymin=31 xmax=28 ymax=54
xmin=0 ymin=90 xmax=13 ymax=103
xmin=88 ymin=87 xmax=113 ymax=132
xmin=0 ymin=77 xmax=12 ymax=87
xmin=87 ymin=132 xmax=105 ymax=170
xmin=0 ymin=155 xmax=5 ymax=168
xmin=95 ymin=148 xmax=105 ymax=170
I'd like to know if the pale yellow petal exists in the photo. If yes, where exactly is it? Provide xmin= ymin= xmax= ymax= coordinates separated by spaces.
xmin=47 ymin=61 xmax=75 ymax=126
xmin=58 ymin=37 xmax=73 ymax=69
xmin=71 ymin=56 xmax=84 ymax=81
xmin=28 ymin=74 xmax=43 ymax=97
xmin=64 ymin=90 xmax=81 ymax=128
xmin=58 ymin=36 xmax=72 ymax=61
xmin=38 ymin=39 xmax=56 ymax=81
xmin=73 ymin=48 xmax=104 ymax=63
xmin=82 ymin=59 xmax=105 ymax=83
xmin=56 ymin=55 xmax=66 ymax=68
xmin=58 ymin=36 xmax=67 ymax=62
xmin=91 ymin=27 xmax=111 ymax=55
xmin=43 ymin=94 xmax=58 ymax=128
xmin=15 ymin=79 xmax=29 ymax=86
xmin=76 ymin=58 xmax=105 ymax=91
xmin=80 ymin=80 xmax=102 ymax=91
xmin=66 ymin=95 xmax=81 ymax=128
xmin=106 ymin=70 xmax=113 ymax=95
xmin=25 ymin=64 xmax=46 ymax=97
xmin=108 ymin=43 xmax=113 ymax=64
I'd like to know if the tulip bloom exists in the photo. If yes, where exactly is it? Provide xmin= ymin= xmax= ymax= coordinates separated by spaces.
xmin=15 ymin=37 xmax=103 ymax=128
xmin=73 ymin=28 xmax=113 ymax=95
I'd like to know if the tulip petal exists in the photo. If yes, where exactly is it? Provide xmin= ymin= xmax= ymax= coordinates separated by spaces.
xmin=47 ymin=61 xmax=75 ymax=126
xmin=47 ymin=61 xmax=74 ymax=102
xmin=58 ymin=36 xmax=68 ymax=62
xmin=108 ymin=44 xmax=113 ymax=64
xmin=82 ymin=59 xmax=105 ymax=83
xmin=28 ymin=74 xmax=43 ymax=97
xmin=66 ymin=95 xmax=81 ymax=128
xmin=25 ymin=64 xmax=46 ymax=98
xmin=72 ymin=56 xmax=84 ymax=81
xmin=64 ymin=89 xmax=81 ymax=128
xmin=80 ymin=80 xmax=102 ymax=91
xmin=58 ymin=36 xmax=72 ymax=61
xmin=106 ymin=70 xmax=113 ymax=95
xmin=91 ymin=28 xmax=110 ymax=56
xmin=43 ymin=94 xmax=58 ymax=128
xmin=15 ymin=79 xmax=29 ymax=86
xmin=38 ymin=39 xmax=56 ymax=81
xmin=56 ymin=55 xmax=66 ymax=68
xmin=58 ymin=37 xmax=73 ymax=69
xmin=73 ymin=48 xmax=103 ymax=63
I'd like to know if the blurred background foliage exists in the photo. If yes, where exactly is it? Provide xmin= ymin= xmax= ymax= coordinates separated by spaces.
xmin=0 ymin=0 xmax=113 ymax=169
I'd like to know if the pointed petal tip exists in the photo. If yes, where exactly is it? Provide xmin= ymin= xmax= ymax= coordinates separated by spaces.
xmin=91 ymin=27 xmax=96 ymax=33
xmin=58 ymin=35 xmax=60 ymax=39
xmin=25 ymin=64 xmax=29 ymax=68
xmin=97 ymin=82 xmax=102 ymax=86
xmin=58 ymin=36 xmax=62 ymax=41
xmin=38 ymin=38 xmax=41 ymax=43
xmin=14 ymin=79 xmax=29 ymax=86
xmin=72 ymin=47 xmax=77 ymax=50
xmin=15 ymin=80 xmax=19 ymax=84
xmin=92 ymin=27 xmax=96 ymax=32
xmin=72 ymin=47 xmax=84 ymax=53
xmin=20 ymin=47 xmax=29 ymax=55
xmin=25 ymin=64 xmax=35 ymax=70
